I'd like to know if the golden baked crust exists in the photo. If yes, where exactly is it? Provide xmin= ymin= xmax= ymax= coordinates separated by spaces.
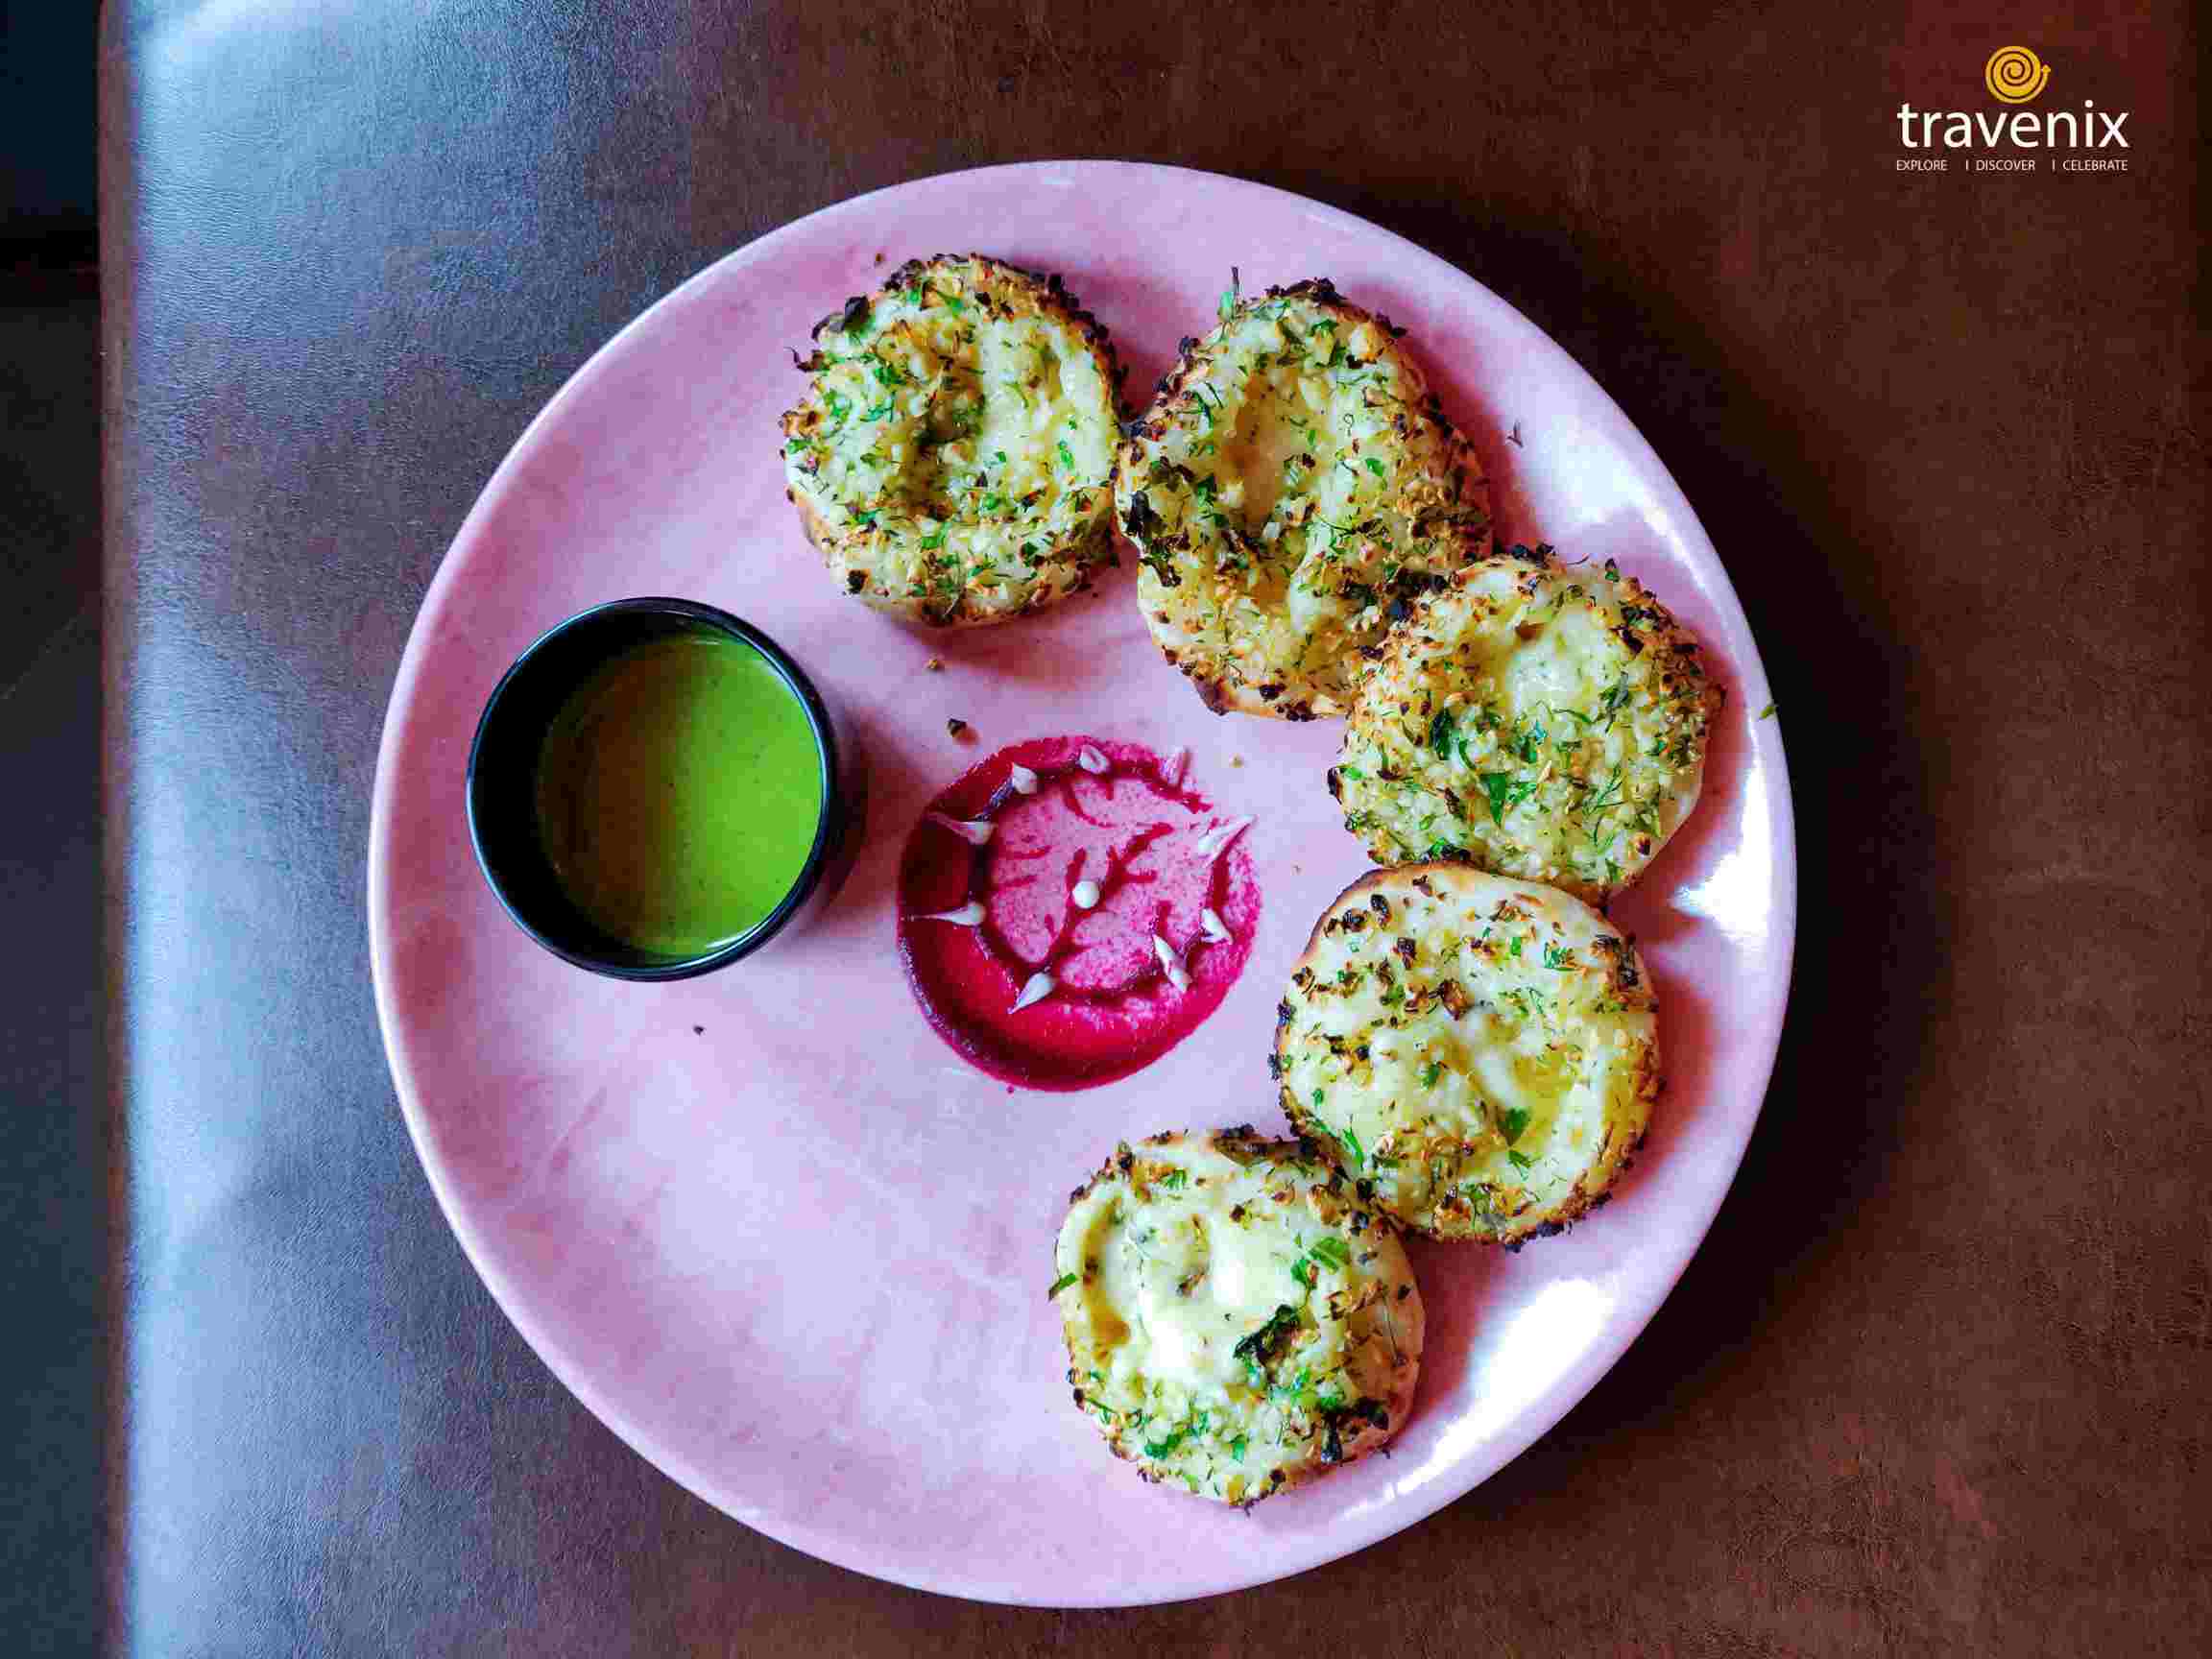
xmin=1052 ymin=1127 xmax=1424 ymax=1505
xmin=781 ymin=254 xmax=1123 ymax=627
xmin=1334 ymin=546 xmax=1722 ymax=902
xmin=1117 ymin=279 xmax=1491 ymax=718
xmin=1275 ymin=864 xmax=1659 ymax=1244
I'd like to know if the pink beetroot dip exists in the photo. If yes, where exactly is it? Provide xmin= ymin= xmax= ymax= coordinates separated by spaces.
xmin=897 ymin=734 xmax=1262 ymax=1091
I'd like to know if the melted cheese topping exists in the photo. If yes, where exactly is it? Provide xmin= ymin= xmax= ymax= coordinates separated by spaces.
xmin=1071 ymin=1199 xmax=1305 ymax=1395
xmin=1336 ymin=551 xmax=1720 ymax=901
xmin=781 ymin=256 xmax=1119 ymax=626
xmin=1277 ymin=867 xmax=1659 ymax=1242
xmin=1053 ymin=1131 xmax=1423 ymax=1504
xmin=1117 ymin=283 xmax=1490 ymax=717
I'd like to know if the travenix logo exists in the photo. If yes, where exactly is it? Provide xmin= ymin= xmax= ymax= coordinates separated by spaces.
xmin=1984 ymin=45 xmax=2050 ymax=104
xmin=1895 ymin=46 xmax=2131 ymax=173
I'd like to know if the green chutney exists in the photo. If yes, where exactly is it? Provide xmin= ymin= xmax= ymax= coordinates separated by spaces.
xmin=535 ymin=631 xmax=824 ymax=955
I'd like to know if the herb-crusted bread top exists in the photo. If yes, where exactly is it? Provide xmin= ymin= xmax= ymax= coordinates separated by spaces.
xmin=1275 ymin=865 xmax=1659 ymax=1245
xmin=1335 ymin=547 xmax=1721 ymax=902
xmin=1052 ymin=1128 xmax=1423 ymax=1506
xmin=780 ymin=254 xmax=1123 ymax=627
xmin=1116 ymin=279 xmax=1491 ymax=719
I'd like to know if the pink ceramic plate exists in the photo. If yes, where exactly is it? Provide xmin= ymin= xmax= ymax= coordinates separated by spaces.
xmin=369 ymin=162 xmax=1794 ymax=1606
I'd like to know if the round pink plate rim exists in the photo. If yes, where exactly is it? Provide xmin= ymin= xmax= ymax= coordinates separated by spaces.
xmin=369 ymin=160 xmax=1796 ymax=1606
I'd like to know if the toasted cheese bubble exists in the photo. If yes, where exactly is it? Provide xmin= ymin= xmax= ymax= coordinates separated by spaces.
xmin=1117 ymin=280 xmax=1490 ymax=719
xmin=781 ymin=255 xmax=1122 ymax=627
xmin=1277 ymin=865 xmax=1660 ymax=1244
xmin=1335 ymin=547 xmax=1721 ymax=902
xmin=1052 ymin=1128 xmax=1424 ymax=1504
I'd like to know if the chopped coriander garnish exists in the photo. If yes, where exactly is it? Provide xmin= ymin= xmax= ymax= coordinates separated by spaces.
xmin=1498 ymin=1106 xmax=1532 ymax=1145
xmin=1047 ymin=1272 xmax=1077 ymax=1298
xmin=1505 ymin=1150 xmax=1534 ymax=1175
xmin=1363 ymin=457 xmax=1386 ymax=480
xmin=1308 ymin=1236 xmax=1352 ymax=1270
xmin=1578 ymin=766 xmax=1626 ymax=823
xmin=1420 ymin=1060 xmax=1443 ymax=1089
xmin=1478 ymin=770 xmax=1536 ymax=826
xmin=1758 ymin=701 xmax=1778 ymax=720
xmin=1232 ymin=1303 xmax=1301 ymax=1378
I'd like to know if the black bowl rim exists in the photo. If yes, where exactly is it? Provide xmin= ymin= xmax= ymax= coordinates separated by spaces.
xmin=465 ymin=596 xmax=843 ymax=981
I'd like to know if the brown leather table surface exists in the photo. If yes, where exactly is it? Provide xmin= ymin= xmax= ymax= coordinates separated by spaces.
xmin=100 ymin=2 xmax=2206 ymax=1652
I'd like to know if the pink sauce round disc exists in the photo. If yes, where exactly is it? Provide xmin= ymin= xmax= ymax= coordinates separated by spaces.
xmin=899 ymin=734 xmax=1260 ymax=1090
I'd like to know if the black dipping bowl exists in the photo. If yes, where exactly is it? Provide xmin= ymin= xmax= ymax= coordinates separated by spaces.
xmin=466 ymin=597 xmax=858 ymax=980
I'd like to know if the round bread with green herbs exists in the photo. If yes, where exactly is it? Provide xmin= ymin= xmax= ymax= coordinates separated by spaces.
xmin=780 ymin=254 xmax=1123 ymax=627
xmin=1052 ymin=1128 xmax=1424 ymax=1506
xmin=1334 ymin=545 xmax=1721 ymax=902
xmin=1116 ymin=278 xmax=1491 ymax=719
xmin=1275 ymin=865 xmax=1659 ymax=1245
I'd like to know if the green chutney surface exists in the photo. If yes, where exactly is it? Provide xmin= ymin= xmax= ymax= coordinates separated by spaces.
xmin=535 ymin=631 xmax=824 ymax=955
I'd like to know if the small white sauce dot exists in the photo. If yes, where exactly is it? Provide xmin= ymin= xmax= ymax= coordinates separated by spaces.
xmin=1008 ymin=763 xmax=1040 ymax=795
xmin=927 ymin=812 xmax=995 ymax=846
xmin=1151 ymin=933 xmax=1189 ymax=991
xmin=1193 ymin=816 xmax=1252 ymax=857
xmin=1072 ymin=879 xmax=1101 ymax=909
xmin=1012 ymin=972 xmax=1055 ymax=1012
xmin=1077 ymin=746 xmax=1109 ymax=774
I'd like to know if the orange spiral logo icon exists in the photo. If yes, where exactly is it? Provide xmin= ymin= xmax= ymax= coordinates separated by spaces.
xmin=1984 ymin=45 xmax=2050 ymax=103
